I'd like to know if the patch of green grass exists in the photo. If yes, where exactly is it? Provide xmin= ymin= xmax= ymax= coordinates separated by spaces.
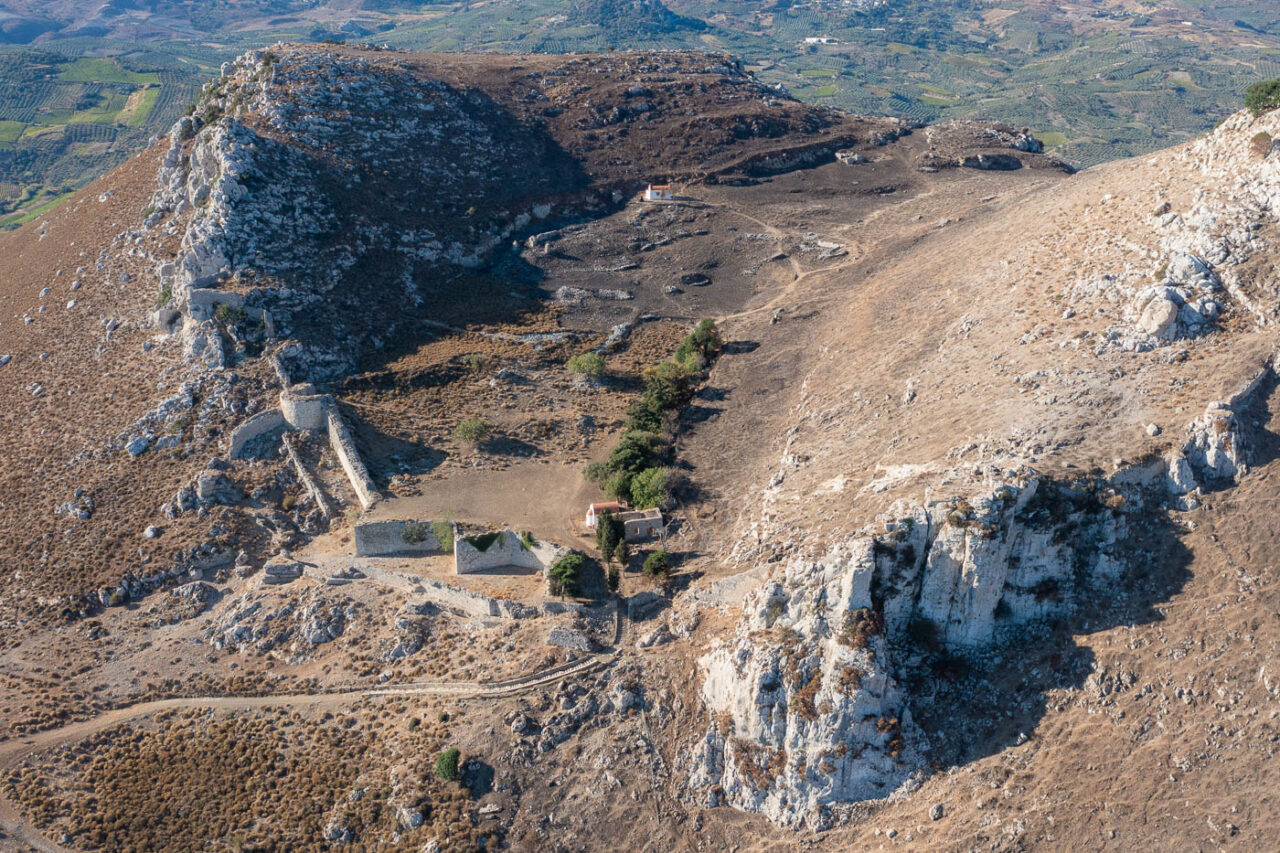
xmin=800 ymin=67 xmax=837 ymax=77
xmin=124 ymin=86 xmax=161 ymax=127
xmin=0 ymin=121 xmax=23 ymax=143
xmin=813 ymin=84 xmax=837 ymax=98
xmin=1035 ymin=131 xmax=1069 ymax=148
xmin=57 ymin=58 xmax=159 ymax=85
xmin=0 ymin=191 xmax=72 ymax=230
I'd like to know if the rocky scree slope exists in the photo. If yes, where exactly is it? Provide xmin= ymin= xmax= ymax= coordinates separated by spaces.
xmin=678 ymin=106 xmax=1280 ymax=829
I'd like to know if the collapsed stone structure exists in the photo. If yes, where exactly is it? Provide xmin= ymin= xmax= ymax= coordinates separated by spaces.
xmin=453 ymin=529 xmax=564 ymax=575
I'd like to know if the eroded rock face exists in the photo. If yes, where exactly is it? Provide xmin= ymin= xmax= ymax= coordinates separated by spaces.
xmin=689 ymin=474 xmax=1133 ymax=828
xmin=689 ymin=542 xmax=918 ymax=829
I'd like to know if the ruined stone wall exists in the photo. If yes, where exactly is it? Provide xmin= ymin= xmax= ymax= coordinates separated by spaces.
xmin=281 ymin=385 xmax=328 ymax=430
xmin=227 ymin=408 xmax=286 ymax=459
xmin=454 ymin=530 xmax=546 ymax=575
xmin=354 ymin=520 xmax=443 ymax=557
xmin=327 ymin=405 xmax=380 ymax=510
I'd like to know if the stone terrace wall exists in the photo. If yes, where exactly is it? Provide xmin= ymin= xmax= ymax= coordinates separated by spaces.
xmin=227 ymin=408 xmax=286 ymax=459
xmin=455 ymin=530 xmax=546 ymax=575
xmin=354 ymin=520 xmax=443 ymax=557
xmin=327 ymin=405 xmax=380 ymax=511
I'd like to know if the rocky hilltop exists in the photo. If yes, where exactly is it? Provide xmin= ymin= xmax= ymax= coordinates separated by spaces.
xmin=0 ymin=43 xmax=1276 ymax=853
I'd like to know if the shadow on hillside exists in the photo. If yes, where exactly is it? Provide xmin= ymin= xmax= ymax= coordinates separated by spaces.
xmin=249 ymin=75 xmax=599 ymax=380
xmin=347 ymin=409 xmax=445 ymax=485
xmin=906 ymin=506 xmax=1195 ymax=773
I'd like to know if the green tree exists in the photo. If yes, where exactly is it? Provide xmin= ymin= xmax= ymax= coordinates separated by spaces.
xmin=603 ymin=469 xmax=633 ymax=502
xmin=607 ymin=430 xmax=663 ymax=476
xmin=607 ymin=564 xmax=621 ymax=594
xmin=613 ymin=539 xmax=630 ymax=567
xmin=642 ymin=361 xmax=690 ymax=411
xmin=644 ymin=550 xmax=670 ymax=578
xmin=630 ymin=466 xmax=670 ymax=510
xmin=435 ymin=747 xmax=461 ymax=781
xmin=548 ymin=553 xmax=584 ymax=597
xmin=1246 ymin=78 xmax=1280 ymax=116
xmin=567 ymin=352 xmax=606 ymax=377
xmin=596 ymin=511 xmax=623 ymax=559
xmin=675 ymin=318 xmax=723 ymax=372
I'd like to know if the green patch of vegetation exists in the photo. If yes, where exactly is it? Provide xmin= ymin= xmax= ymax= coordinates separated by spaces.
xmin=1245 ymin=78 xmax=1280 ymax=116
xmin=434 ymin=747 xmax=461 ymax=782
xmin=1251 ymin=130 xmax=1273 ymax=157
xmin=57 ymin=58 xmax=160 ymax=85
xmin=800 ymin=67 xmax=837 ymax=77
xmin=0 ymin=121 xmax=24 ymax=143
xmin=124 ymin=86 xmax=161 ymax=128
xmin=548 ymin=553 xmax=584 ymax=597
xmin=464 ymin=531 xmax=500 ymax=552
xmin=643 ymin=550 xmax=669 ymax=578
xmin=431 ymin=517 xmax=455 ymax=551
xmin=629 ymin=466 xmax=670 ymax=510
xmin=596 ymin=510 xmax=624 ymax=563
xmin=813 ymin=85 xmax=837 ymax=98
xmin=567 ymin=352 xmax=606 ymax=377
xmin=1035 ymin=131 xmax=1068 ymax=148
xmin=153 ymin=282 xmax=173 ymax=310
xmin=0 ymin=190 xmax=72 ymax=230
xmin=519 ymin=530 xmax=537 ymax=549
xmin=401 ymin=522 xmax=432 ymax=546
xmin=453 ymin=417 xmax=492 ymax=447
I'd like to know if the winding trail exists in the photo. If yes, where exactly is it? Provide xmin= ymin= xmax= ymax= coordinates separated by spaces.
xmin=0 ymin=652 xmax=614 ymax=852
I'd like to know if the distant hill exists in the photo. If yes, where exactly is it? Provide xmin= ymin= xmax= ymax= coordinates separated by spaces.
xmin=567 ymin=0 xmax=707 ymax=38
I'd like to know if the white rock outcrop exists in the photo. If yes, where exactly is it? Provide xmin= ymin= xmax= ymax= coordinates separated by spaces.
xmin=690 ymin=474 xmax=1131 ymax=828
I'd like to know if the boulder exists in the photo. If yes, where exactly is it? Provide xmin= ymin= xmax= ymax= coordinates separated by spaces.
xmin=195 ymin=471 xmax=239 ymax=505
xmin=547 ymin=626 xmax=594 ymax=652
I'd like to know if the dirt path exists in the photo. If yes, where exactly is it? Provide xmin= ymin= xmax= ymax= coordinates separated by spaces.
xmin=0 ymin=653 xmax=612 ymax=852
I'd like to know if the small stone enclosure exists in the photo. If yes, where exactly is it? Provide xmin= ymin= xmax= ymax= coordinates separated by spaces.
xmin=352 ymin=519 xmax=567 ymax=577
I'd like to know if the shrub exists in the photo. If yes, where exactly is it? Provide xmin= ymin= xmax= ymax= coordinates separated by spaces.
xmin=548 ymin=553 xmax=584 ymax=596
xmin=401 ymin=522 xmax=431 ymax=546
xmin=1251 ymin=131 xmax=1273 ymax=158
xmin=629 ymin=467 xmax=670 ymax=510
xmin=607 ymin=565 xmax=621 ymax=593
xmin=462 ymin=352 xmax=489 ymax=371
xmin=583 ymin=461 xmax=610 ymax=485
xmin=841 ymin=607 xmax=884 ymax=649
xmin=613 ymin=539 xmax=629 ymax=566
xmin=213 ymin=303 xmax=237 ymax=324
xmin=567 ymin=353 xmax=606 ymax=377
xmin=464 ymin=531 xmax=500 ymax=552
xmin=453 ymin=417 xmax=492 ymax=447
xmin=153 ymin=282 xmax=173 ymax=310
xmin=907 ymin=616 xmax=938 ymax=650
xmin=431 ymin=517 xmax=455 ymax=551
xmin=643 ymin=551 xmax=670 ymax=578
xmin=520 ymin=530 xmax=537 ymax=549
xmin=435 ymin=748 xmax=461 ymax=782
xmin=1245 ymin=78 xmax=1280 ymax=116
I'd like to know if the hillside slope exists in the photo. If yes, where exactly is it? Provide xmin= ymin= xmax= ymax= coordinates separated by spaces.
xmin=0 ymin=43 xmax=1276 ymax=852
